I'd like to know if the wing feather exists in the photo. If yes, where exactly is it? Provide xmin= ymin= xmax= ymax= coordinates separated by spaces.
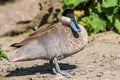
xmin=10 ymin=24 xmax=56 ymax=47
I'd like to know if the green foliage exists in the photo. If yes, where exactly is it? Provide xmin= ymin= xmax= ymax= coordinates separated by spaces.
xmin=81 ymin=13 xmax=106 ymax=33
xmin=115 ymin=18 xmax=120 ymax=32
xmin=0 ymin=48 xmax=9 ymax=61
xmin=59 ymin=0 xmax=88 ymax=12
xmin=59 ymin=0 xmax=120 ymax=35
xmin=60 ymin=0 xmax=88 ymax=7
xmin=102 ymin=0 xmax=118 ymax=8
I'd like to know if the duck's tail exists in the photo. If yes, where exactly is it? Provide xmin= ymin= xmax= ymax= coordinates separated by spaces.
xmin=10 ymin=43 xmax=21 ymax=48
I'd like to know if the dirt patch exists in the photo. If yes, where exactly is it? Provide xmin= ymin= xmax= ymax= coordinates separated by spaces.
xmin=0 ymin=0 xmax=40 ymax=36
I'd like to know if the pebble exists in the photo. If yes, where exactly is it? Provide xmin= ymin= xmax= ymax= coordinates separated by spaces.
xmin=104 ymin=79 xmax=111 ymax=80
xmin=79 ymin=70 xmax=87 ymax=75
xmin=29 ymin=77 xmax=33 ymax=80
xmin=88 ymin=65 xmax=94 ymax=72
xmin=97 ymin=72 xmax=103 ymax=77
xmin=99 ymin=64 xmax=104 ymax=66
xmin=0 ymin=59 xmax=15 ymax=73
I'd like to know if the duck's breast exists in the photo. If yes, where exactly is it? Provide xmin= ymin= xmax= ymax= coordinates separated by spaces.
xmin=57 ymin=24 xmax=88 ymax=57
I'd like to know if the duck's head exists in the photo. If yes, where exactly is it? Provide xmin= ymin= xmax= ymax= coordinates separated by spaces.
xmin=61 ymin=9 xmax=82 ymax=32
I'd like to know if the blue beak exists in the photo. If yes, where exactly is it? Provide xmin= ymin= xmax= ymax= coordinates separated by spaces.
xmin=70 ymin=21 xmax=82 ymax=32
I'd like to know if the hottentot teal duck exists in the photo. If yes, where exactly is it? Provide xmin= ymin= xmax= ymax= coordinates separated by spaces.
xmin=10 ymin=9 xmax=88 ymax=77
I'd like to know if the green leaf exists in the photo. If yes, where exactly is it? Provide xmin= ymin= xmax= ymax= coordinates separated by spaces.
xmin=115 ymin=18 xmax=120 ymax=33
xmin=106 ymin=14 xmax=114 ymax=23
xmin=97 ymin=2 xmax=102 ymax=13
xmin=74 ymin=0 xmax=88 ymax=7
xmin=59 ymin=0 xmax=64 ymax=2
xmin=59 ymin=0 xmax=87 ymax=7
xmin=74 ymin=14 xmax=79 ymax=22
xmin=102 ymin=7 xmax=114 ymax=23
xmin=81 ymin=14 xmax=106 ymax=33
xmin=0 ymin=48 xmax=9 ymax=61
xmin=97 ymin=2 xmax=116 ymax=23
xmin=89 ymin=3 xmax=96 ymax=14
xmin=63 ymin=0 xmax=74 ymax=6
xmin=102 ymin=0 xmax=118 ymax=8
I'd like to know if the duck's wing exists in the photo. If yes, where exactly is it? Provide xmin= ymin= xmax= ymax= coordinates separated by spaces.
xmin=10 ymin=24 xmax=57 ymax=48
xmin=28 ymin=24 xmax=52 ymax=37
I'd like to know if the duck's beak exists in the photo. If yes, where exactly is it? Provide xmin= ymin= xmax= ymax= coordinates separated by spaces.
xmin=69 ymin=20 xmax=82 ymax=32
xmin=61 ymin=16 xmax=82 ymax=32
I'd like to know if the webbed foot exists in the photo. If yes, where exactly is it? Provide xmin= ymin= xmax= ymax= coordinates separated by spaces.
xmin=50 ymin=57 xmax=74 ymax=77
xmin=58 ymin=70 xmax=74 ymax=77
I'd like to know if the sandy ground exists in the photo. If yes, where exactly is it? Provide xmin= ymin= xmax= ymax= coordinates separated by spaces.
xmin=0 ymin=0 xmax=120 ymax=80
xmin=0 ymin=0 xmax=40 ymax=36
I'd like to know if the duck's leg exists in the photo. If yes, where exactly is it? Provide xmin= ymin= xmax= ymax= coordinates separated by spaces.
xmin=49 ymin=60 xmax=57 ymax=74
xmin=50 ymin=57 xmax=72 ymax=77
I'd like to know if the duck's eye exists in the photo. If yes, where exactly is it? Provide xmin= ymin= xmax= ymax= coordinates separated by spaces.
xmin=66 ymin=14 xmax=69 ymax=17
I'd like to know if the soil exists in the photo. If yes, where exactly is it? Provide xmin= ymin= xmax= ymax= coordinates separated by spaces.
xmin=0 ymin=0 xmax=40 ymax=36
xmin=0 ymin=0 xmax=120 ymax=80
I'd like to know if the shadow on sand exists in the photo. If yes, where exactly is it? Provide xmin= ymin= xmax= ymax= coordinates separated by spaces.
xmin=0 ymin=0 xmax=16 ymax=5
xmin=6 ymin=63 xmax=76 ymax=77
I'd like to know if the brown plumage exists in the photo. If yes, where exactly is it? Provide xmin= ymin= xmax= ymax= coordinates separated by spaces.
xmin=10 ymin=9 xmax=88 ymax=76
xmin=10 ymin=22 xmax=88 ymax=61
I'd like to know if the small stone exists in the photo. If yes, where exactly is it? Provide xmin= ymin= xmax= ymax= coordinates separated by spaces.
xmin=29 ymin=78 xmax=33 ymax=80
xmin=99 ymin=64 xmax=104 ymax=66
xmin=104 ymin=79 xmax=111 ymax=80
xmin=97 ymin=72 xmax=103 ymax=77
xmin=93 ymin=60 xmax=97 ymax=63
xmin=36 ymin=73 xmax=42 ymax=78
xmin=42 ymin=75 xmax=48 ymax=78
xmin=111 ymin=73 xmax=115 ymax=76
xmin=88 ymin=65 xmax=93 ymax=68
xmin=36 ymin=73 xmax=40 ymax=75
xmin=15 ymin=68 xmax=20 ymax=71
xmin=88 ymin=65 xmax=94 ymax=72
xmin=80 ymin=70 xmax=87 ymax=75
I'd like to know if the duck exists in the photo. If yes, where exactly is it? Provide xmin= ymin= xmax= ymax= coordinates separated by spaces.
xmin=10 ymin=9 xmax=88 ymax=77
